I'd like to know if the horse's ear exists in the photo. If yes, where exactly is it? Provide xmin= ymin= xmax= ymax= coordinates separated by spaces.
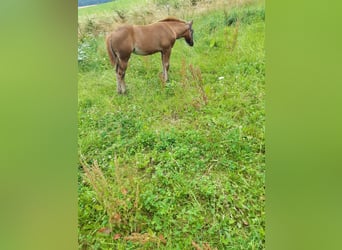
xmin=189 ymin=20 xmax=193 ymax=26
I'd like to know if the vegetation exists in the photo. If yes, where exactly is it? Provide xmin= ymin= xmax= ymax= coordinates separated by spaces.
xmin=78 ymin=0 xmax=265 ymax=249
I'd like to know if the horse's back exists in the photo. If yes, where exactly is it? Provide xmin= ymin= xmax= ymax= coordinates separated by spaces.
xmin=108 ymin=22 xmax=177 ymax=58
xmin=111 ymin=25 xmax=134 ymax=44
xmin=132 ymin=23 xmax=176 ymax=54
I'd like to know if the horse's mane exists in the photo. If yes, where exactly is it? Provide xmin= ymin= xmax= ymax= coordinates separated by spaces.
xmin=158 ymin=17 xmax=185 ymax=23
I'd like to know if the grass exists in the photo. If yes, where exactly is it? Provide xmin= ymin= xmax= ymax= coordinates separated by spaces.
xmin=78 ymin=0 xmax=265 ymax=249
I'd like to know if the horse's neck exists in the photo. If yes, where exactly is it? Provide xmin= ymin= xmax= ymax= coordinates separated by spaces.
xmin=168 ymin=22 xmax=187 ymax=38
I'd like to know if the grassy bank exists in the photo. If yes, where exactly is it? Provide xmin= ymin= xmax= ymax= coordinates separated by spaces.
xmin=78 ymin=0 xmax=265 ymax=249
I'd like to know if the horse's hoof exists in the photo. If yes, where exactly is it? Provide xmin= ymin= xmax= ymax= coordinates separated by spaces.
xmin=117 ymin=89 xmax=127 ymax=95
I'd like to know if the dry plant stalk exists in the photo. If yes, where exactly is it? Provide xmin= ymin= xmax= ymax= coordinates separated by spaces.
xmin=82 ymin=160 xmax=123 ymax=225
xmin=189 ymin=64 xmax=208 ymax=107
xmin=230 ymin=21 xmax=240 ymax=52
xmin=124 ymin=233 xmax=167 ymax=246
xmin=82 ymin=157 xmax=142 ymax=231
xmin=223 ymin=18 xmax=239 ymax=52
xmin=192 ymin=241 xmax=202 ymax=250
xmin=192 ymin=241 xmax=218 ymax=250
xmin=82 ymin=160 xmax=110 ymax=206
xmin=180 ymin=58 xmax=187 ymax=86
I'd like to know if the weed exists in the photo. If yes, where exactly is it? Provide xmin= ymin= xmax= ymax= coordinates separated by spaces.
xmin=224 ymin=6 xmax=265 ymax=26
xmin=189 ymin=64 xmax=208 ymax=108
xmin=114 ymin=9 xmax=126 ymax=22
xmin=78 ymin=34 xmax=109 ymax=72
xmin=224 ymin=21 xmax=240 ymax=52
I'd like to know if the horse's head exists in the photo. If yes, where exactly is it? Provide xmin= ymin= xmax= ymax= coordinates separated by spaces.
xmin=184 ymin=20 xmax=194 ymax=47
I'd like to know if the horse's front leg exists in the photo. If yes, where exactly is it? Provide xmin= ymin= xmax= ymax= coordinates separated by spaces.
xmin=161 ymin=49 xmax=171 ymax=83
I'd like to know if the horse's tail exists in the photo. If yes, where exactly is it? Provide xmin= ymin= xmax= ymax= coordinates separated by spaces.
xmin=105 ymin=34 xmax=118 ymax=67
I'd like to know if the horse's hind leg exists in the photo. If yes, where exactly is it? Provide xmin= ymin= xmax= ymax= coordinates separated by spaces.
xmin=116 ymin=60 xmax=128 ymax=94
xmin=115 ymin=64 xmax=123 ymax=94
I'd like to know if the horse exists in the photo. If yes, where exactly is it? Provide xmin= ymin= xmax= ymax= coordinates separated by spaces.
xmin=105 ymin=17 xmax=194 ymax=94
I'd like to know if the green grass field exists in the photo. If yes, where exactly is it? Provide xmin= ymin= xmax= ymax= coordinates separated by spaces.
xmin=78 ymin=0 xmax=265 ymax=249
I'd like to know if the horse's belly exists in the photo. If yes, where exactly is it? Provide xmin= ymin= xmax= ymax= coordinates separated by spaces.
xmin=133 ymin=47 xmax=148 ymax=55
xmin=133 ymin=46 xmax=158 ymax=56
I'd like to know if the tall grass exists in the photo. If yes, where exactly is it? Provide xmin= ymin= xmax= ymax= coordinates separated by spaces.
xmin=78 ymin=0 xmax=265 ymax=248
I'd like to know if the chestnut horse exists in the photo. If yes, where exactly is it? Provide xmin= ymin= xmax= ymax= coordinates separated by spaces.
xmin=106 ymin=17 xmax=194 ymax=94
